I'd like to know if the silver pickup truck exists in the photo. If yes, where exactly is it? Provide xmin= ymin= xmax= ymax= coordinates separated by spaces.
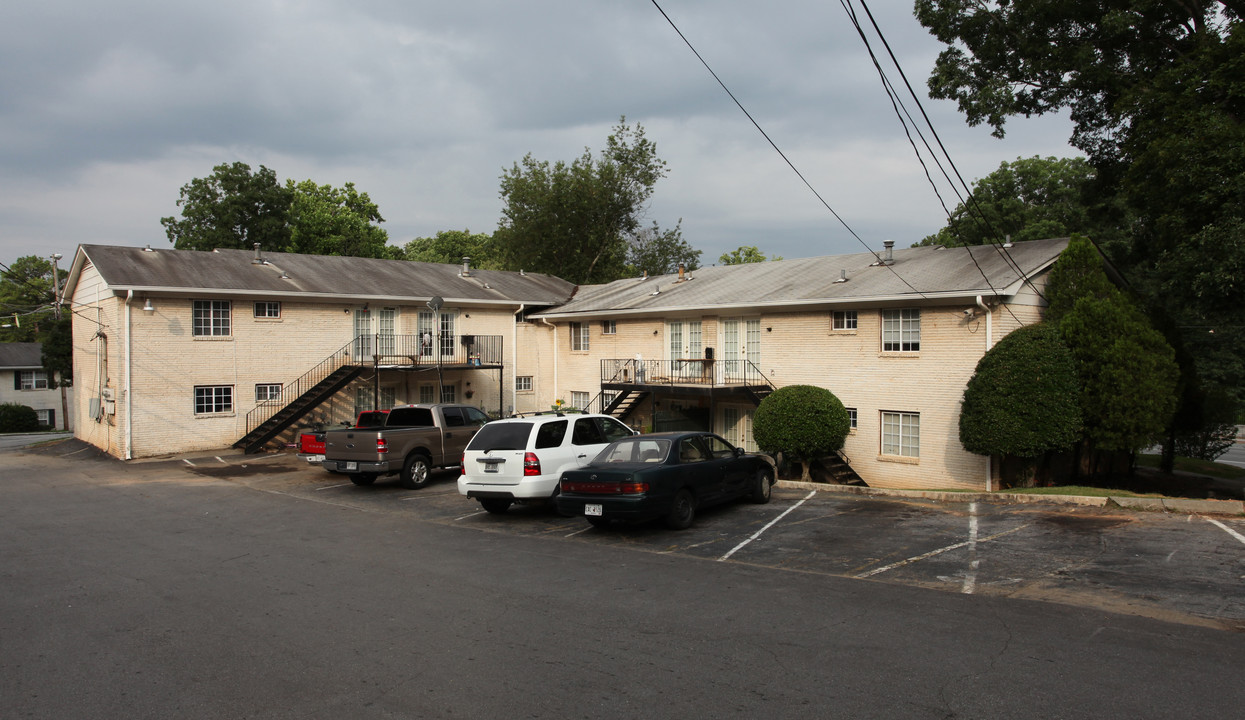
xmin=322 ymin=403 xmax=490 ymax=489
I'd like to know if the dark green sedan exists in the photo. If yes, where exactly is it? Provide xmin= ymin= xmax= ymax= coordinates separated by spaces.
xmin=556 ymin=431 xmax=775 ymax=530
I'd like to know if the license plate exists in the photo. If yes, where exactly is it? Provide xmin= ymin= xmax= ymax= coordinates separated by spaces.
xmin=344 ymin=461 xmax=358 ymax=471
xmin=585 ymin=504 xmax=603 ymax=517
xmin=483 ymin=464 xmax=498 ymax=473
xmin=306 ymin=454 xmax=325 ymax=463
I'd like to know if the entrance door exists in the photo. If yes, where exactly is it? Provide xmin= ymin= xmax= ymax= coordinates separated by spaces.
xmin=667 ymin=319 xmax=703 ymax=381
xmin=721 ymin=317 xmax=760 ymax=383
xmin=353 ymin=308 xmax=397 ymax=362
xmin=722 ymin=406 xmax=757 ymax=452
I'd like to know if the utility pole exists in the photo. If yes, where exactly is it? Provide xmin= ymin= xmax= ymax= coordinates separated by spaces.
xmin=49 ymin=253 xmax=62 ymax=320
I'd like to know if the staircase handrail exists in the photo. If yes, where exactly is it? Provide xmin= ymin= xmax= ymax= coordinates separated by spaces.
xmin=245 ymin=337 xmax=362 ymax=434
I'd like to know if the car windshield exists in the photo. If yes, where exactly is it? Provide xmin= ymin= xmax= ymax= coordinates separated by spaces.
xmin=593 ymin=438 xmax=671 ymax=464
xmin=466 ymin=422 xmax=532 ymax=452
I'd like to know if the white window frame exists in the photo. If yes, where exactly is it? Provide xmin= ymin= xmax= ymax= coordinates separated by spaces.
xmin=601 ymin=320 xmax=617 ymax=335
xmin=194 ymin=385 xmax=233 ymax=415
xmin=570 ymin=391 xmax=590 ymax=411
xmin=881 ymin=411 xmax=919 ymax=458
xmin=253 ymin=301 xmax=281 ymax=319
xmin=515 ymin=376 xmax=533 ymax=392
xmin=18 ymin=370 xmax=49 ymax=390
xmin=570 ymin=322 xmax=589 ymax=351
xmin=255 ymin=383 xmax=282 ymax=402
xmin=846 ymin=407 xmax=858 ymax=431
xmin=882 ymin=309 xmax=920 ymax=352
xmin=419 ymin=384 xmax=436 ymax=404
xmin=193 ymin=300 xmax=232 ymax=337
xmin=832 ymin=310 xmax=858 ymax=331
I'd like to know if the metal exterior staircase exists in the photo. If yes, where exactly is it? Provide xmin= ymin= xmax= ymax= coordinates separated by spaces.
xmin=603 ymin=389 xmax=650 ymax=422
xmin=233 ymin=365 xmax=364 ymax=454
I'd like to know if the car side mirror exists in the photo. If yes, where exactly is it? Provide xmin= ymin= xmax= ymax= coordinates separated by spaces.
xmin=734 ymin=447 xmax=744 ymax=457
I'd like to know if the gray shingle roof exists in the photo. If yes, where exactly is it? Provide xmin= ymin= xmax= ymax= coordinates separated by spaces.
xmin=70 ymin=245 xmax=576 ymax=306
xmin=0 ymin=342 xmax=42 ymax=369
xmin=536 ymin=238 xmax=1069 ymax=318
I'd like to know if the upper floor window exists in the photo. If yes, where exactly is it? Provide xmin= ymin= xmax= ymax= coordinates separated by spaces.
xmin=881 ymin=309 xmax=920 ymax=352
xmin=193 ymin=300 xmax=231 ymax=337
xmin=601 ymin=320 xmax=617 ymax=335
xmin=846 ymin=407 xmax=858 ymax=430
xmin=832 ymin=310 xmax=857 ymax=331
xmin=254 ymin=301 xmax=281 ymax=319
xmin=570 ymin=322 xmax=589 ymax=351
xmin=17 ymin=370 xmax=49 ymax=390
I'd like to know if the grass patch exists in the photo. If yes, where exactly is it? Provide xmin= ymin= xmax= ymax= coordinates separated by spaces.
xmin=1135 ymin=454 xmax=1245 ymax=480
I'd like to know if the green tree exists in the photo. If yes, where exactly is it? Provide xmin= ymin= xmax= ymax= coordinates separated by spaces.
xmin=400 ymin=230 xmax=498 ymax=267
xmin=752 ymin=385 xmax=850 ymax=482
xmin=628 ymin=222 xmax=700 ymax=276
xmin=959 ymin=323 xmax=1081 ymax=458
xmin=719 ymin=246 xmax=782 ymax=264
xmin=917 ymin=156 xmax=1128 ymax=252
xmin=285 ymin=179 xmax=391 ymax=258
xmin=161 ymin=162 xmax=293 ymax=251
xmin=0 ymin=256 xmax=58 ymax=343
xmin=495 ymin=117 xmax=679 ymax=284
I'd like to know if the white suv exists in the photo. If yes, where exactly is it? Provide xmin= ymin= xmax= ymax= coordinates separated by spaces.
xmin=459 ymin=413 xmax=636 ymax=514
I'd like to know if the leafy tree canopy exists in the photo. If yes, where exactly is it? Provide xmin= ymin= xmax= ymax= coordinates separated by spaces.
xmin=917 ymin=156 xmax=1130 ymax=253
xmin=628 ymin=222 xmax=701 ymax=276
xmin=959 ymin=323 xmax=1081 ymax=457
xmin=399 ymin=230 xmax=499 ymax=268
xmin=494 ymin=117 xmax=681 ymax=284
xmin=753 ymin=385 xmax=850 ymax=482
xmin=719 ymin=246 xmax=783 ymax=264
xmin=1 ymin=256 xmax=59 ymax=343
xmin=161 ymin=162 xmax=392 ymax=258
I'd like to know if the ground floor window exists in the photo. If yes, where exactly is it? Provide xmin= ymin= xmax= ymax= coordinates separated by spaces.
xmin=440 ymin=384 xmax=457 ymax=403
xmin=881 ymin=411 xmax=919 ymax=457
xmin=356 ymin=386 xmax=397 ymax=413
xmin=571 ymin=391 xmax=590 ymax=411
xmin=194 ymin=385 xmax=233 ymax=415
xmin=419 ymin=384 xmax=436 ymax=404
xmin=35 ymin=409 xmax=54 ymax=426
xmin=846 ymin=407 xmax=857 ymax=431
xmin=255 ymin=383 xmax=282 ymax=402
xmin=515 ymin=376 xmax=533 ymax=392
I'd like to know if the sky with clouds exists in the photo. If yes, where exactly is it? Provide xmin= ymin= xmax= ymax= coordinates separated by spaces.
xmin=0 ymin=0 xmax=1080 ymax=270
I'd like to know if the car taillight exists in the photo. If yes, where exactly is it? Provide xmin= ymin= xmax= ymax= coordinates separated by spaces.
xmin=523 ymin=452 xmax=541 ymax=476
xmin=561 ymin=479 xmax=648 ymax=495
xmin=376 ymin=438 xmax=388 ymax=454
xmin=460 ymin=453 xmax=466 ymax=475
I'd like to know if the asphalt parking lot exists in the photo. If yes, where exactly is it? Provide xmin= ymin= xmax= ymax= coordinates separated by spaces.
xmin=188 ymin=451 xmax=1245 ymax=631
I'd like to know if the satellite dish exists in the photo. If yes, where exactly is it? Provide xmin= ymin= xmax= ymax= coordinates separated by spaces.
xmin=426 ymin=296 xmax=443 ymax=312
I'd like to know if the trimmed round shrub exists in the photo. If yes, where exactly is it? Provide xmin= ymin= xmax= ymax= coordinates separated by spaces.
xmin=753 ymin=385 xmax=850 ymax=462
xmin=959 ymin=323 xmax=1081 ymax=457
xmin=0 ymin=403 xmax=41 ymax=433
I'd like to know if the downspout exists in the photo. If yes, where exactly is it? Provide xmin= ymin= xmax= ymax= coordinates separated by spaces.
xmin=124 ymin=290 xmax=134 ymax=460
xmin=539 ymin=317 xmax=558 ymax=407
xmin=511 ymin=304 xmax=525 ymax=417
xmin=976 ymin=295 xmax=992 ymax=491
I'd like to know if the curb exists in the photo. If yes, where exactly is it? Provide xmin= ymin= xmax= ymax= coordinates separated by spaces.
xmin=775 ymin=480 xmax=1245 ymax=517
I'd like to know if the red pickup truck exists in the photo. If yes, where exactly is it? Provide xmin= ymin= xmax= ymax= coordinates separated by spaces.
xmin=297 ymin=410 xmax=389 ymax=466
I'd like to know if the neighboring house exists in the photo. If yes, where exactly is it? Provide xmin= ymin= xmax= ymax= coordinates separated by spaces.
xmin=530 ymin=238 xmax=1068 ymax=491
xmin=61 ymin=245 xmax=573 ymax=460
xmin=60 ymin=238 xmax=1067 ymax=491
xmin=0 ymin=342 xmax=71 ymax=430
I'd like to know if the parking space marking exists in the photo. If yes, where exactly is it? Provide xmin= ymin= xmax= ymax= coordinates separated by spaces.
xmin=855 ymin=523 xmax=1030 ymax=579
xmin=1205 ymin=517 xmax=1245 ymax=545
xmin=564 ymin=525 xmax=594 ymax=537
xmin=316 ymin=482 xmax=353 ymax=491
xmin=719 ymin=490 xmax=816 ymax=561
xmin=963 ymin=502 xmax=979 ymax=594
xmin=182 ymin=459 xmax=196 ymax=467
xmin=455 ymin=510 xmax=487 ymax=521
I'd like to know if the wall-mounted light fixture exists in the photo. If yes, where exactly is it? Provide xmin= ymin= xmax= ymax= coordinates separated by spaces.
xmin=142 ymin=298 xmax=154 ymax=312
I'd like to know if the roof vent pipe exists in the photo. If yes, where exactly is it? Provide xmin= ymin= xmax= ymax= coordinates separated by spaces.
xmin=677 ymin=264 xmax=686 ymax=282
xmin=882 ymin=240 xmax=895 ymax=265
xmin=252 ymin=243 xmax=262 ymax=264
xmin=460 ymin=257 xmax=471 ymax=277
xmin=835 ymin=269 xmax=847 ymax=283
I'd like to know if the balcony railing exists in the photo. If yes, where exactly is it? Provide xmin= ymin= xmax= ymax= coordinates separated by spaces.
xmin=600 ymin=358 xmax=770 ymax=387
xmin=356 ymin=333 xmax=503 ymax=367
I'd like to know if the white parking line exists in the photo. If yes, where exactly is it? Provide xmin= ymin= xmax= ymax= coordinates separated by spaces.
xmin=856 ymin=524 xmax=1030 ymax=579
xmin=1205 ymin=517 xmax=1245 ymax=545
xmin=182 ymin=459 xmax=196 ymax=467
xmin=455 ymin=510 xmax=486 ymax=521
xmin=963 ymin=502 xmax=980 ymax=594
xmin=718 ymin=490 xmax=816 ymax=561
xmin=316 ymin=483 xmax=352 ymax=491
xmin=564 ymin=525 xmax=594 ymax=538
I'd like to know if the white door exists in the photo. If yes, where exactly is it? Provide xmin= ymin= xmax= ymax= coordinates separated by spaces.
xmin=353 ymin=308 xmax=397 ymax=361
xmin=721 ymin=317 xmax=759 ymax=382
xmin=667 ymin=319 xmax=702 ymax=380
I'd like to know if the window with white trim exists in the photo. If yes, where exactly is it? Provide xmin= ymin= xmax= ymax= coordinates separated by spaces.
xmin=601 ymin=320 xmax=616 ymax=335
xmin=194 ymin=385 xmax=233 ymax=414
xmin=17 ymin=370 xmax=49 ymax=390
xmin=515 ymin=376 xmax=533 ymax=392
xmin=571 ymin=391 xmax=590 ymax=411
xmin=570 ymin=322 xmax=589 ymax=351
xmin=832 ymin=310 xmax=857 ymax=330
xmin=440 ymin=384 xmax=457 ymax=403
xmin=419 ymin=384 xmax=435 ymax=404
xmin=35 ymin=409 xmax=53 ymax=426
xmin=253 ymin=301 xmax=281 ymax=319
xmin=881 ymin=309 xmax=920 ymax=352
xmin=255 ymin=383 xmax=282 ymax=402
xmin=193 ymin=300 xmax=231 ymax=337
xmin=881 ymin=411 xmax=919 ymax=458
xmin=846 ymin=407 xmax=857 ymax=430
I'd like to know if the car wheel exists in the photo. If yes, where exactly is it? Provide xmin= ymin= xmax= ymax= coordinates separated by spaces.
xmin=664 ymin=489 xmax=696 ymax=530
xmin=349 ymin=473 xmax=377 ymax=486
xmin=586 ymin=516 xmax=612 ymax=529
xmin=399 ymin=453 xmax=432 ymax=489
xmin=750 ymin=467 xmax=774 ymax=504
xmin=479 ymin=498 xmax=512 ymax=514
